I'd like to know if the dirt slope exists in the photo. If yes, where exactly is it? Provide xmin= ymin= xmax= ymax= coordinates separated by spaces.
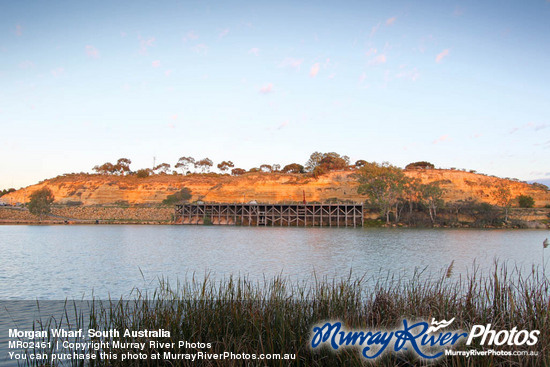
xmin=2 ymin=170 xmax=549 ymax=207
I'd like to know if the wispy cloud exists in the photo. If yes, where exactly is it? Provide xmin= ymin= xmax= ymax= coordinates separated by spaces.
xmin=50 ymin=67 xmax=64 ymax=77
xmin=395 ymin=66 xmax=419 ymax=81
xmin=248 ymin=48 xmax=260 ymax=56
xmin=219 ymin=28 xmax=230 ymax=38
xmin=138 ymin=36 xmax=155 ymax=54
xmin=368 ymin=54 xmax=386 ymax=66
xmin=192 ymin=44 xmax=208 ymax=55
xmin=15 ymin=24 xmax=22 ymax=36
xmin=453 ymin=6 xmax=464 ymax=16
xmin=369 ymin=22 xmax=381 ymax=38
xmin=279 ymin=57 xmax=303 ymax=69
xmin=359 ymin=72 xmax=367 ymax=84
xmin=386 ymin=16 xmax=397 ymax=25
xmin=152 ymin=60 xmax=161 ymax=68
xmin=435 ymin=49 xmax=450 ymax=63
xmin=433 ymin=135 xmax=450 ymax=144
xmin=18 ymin=60 xmax=34 ymax=69
xmin=259 ymin=83 xmax=273 ymax=94
xmin=85 ymin=45 xmax=99 ymax=58
xmin=310 ymin=63 xmax=320 ymax=77
xmin=365 ymin=48 xmax=377 ymax=56
xmin=277 ymin=120 xmax=289 ymax=130
xmin=183 ymin=30 xmax=198 ymax=42
xmin=164 ymin=69 xmax=173 ymax=76
xmin=510 ymin=122 xmax=549 ymax=134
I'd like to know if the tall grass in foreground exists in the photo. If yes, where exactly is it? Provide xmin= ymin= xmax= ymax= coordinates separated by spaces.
xmin=23 ymin=263 xmax=549 ymax=366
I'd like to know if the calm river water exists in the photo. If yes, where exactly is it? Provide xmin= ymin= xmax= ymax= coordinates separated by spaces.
xmin=0 ymin=225 xmax=549 ymax=299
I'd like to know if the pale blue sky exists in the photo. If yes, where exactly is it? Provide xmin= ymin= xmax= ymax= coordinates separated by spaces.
xmin=1 ymin=0 xmax=549 ymax=189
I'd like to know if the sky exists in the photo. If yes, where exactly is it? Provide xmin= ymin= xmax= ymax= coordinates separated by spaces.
xmin=1 ymin=0 xmax=549 ymax=189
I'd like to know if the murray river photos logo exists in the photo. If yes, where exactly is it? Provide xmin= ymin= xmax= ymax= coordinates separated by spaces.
xmin=310 ymin=318 xmax=540 ymax=360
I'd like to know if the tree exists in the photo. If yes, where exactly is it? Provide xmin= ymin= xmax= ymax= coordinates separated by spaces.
xmin=260 ymin=164 xmax=272 ymax=173
xmin=272 ymin=164 xmax=281 ymax=172
xmin=517 ymin=195 xmax=535 ymax=208
xmin=405 ymin=161 xmax=435 ymax=170
xmin=217 ymin=161 xmax=234 ymax=173
xmin=195 ymin=158 xmax=213 ymax=173
xmin=356 ymin=162 xmax=410 ymax=224
xmin=162 ymin=188 xmax=192 ymax=205
xmin=0 ymin=188 xmax=16 ymax=197
xmin=419 ymin=182 xmax=444 ymax=224
xmin=231 ymin=168 xmax=246 ymax=176
xmin=175 ymin=156 xmax=196 ymax=174
xmin=282 ymin=163 xmax=305 ymax=174
xmin=136 ymin=168 xmax=152 ymax=178
xmin=93 ymin=162 xmax=116 ymax=175
xmin=492 ymin=183 xmax=513 ymax=222
xmin=27 ymin=187 xmax=55 ymax=221
xmin=355 ymin=160 xmax=367 ymax=168
xmin=305 ymin=152 xmax=349 ymax=173
xmin=115 ymin=158 xmax=132 ymax=175
xmin=153 ymin=163 xmax=171 ymax=174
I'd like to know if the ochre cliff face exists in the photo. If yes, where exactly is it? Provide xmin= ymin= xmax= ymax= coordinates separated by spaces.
xmin=3 ymin=170 xmax=550 ymax=207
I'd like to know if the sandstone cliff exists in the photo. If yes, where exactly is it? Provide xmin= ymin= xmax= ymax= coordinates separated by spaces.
xmin=2 ymin=169 xmax=550 ymax=207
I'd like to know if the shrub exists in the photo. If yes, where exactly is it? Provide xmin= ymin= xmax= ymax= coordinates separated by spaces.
xmin=517 ymin=195 xmax=535 ymax=208
xmin=162 ymin=188 xmax=192 ymax=205
xmin=136 ymin=169 xmax=151 ymax=178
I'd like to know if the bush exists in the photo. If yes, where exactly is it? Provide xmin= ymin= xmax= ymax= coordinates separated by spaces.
xmin=517 ymin=195 xmax=535 ymax=208
xmin=162 ymin=188 xmax=192 ymax=205
xmin=136 ymin=169 xmax=151 ymax=178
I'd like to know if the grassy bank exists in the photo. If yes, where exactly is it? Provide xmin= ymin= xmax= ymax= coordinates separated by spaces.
xmin=18 ymin=264 xmax=550 ymax=366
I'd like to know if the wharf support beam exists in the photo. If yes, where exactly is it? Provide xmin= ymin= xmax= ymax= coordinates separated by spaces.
xmin=175 ymin=203 xmax=364 ymax=227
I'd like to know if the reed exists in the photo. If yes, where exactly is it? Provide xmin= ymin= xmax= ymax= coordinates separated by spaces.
xmin=20 ymin=263 xmax=549 ymax=366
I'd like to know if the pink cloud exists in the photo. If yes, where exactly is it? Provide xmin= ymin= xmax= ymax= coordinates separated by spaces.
xmin=259 ymin=83 xmax=273 ymax=94
xmin=139 ymin=36 xmax=155 ymax=54
xmin=277 ymin=120 xmax=289 ymax=130
xmin=368 ymin=54 xmax=386 ymax=66
xmin=15 ymin=24 xmax=22 ymax=36
xmin=152 ymin=60 xmax=161 ymax=68
xmin=50 ymin=67 xmax=64 ymax=77
xmin=386 ymin=17 xmax=397 ymax=25
xmin=279 ymin=57 xmax=303 ymax=69
xmin=165 ymin=69 xmax=173 ymax=76
xmin=395 ymin=67 xmax=419 ymax=81
xmin=310 ymin=63 xmax=320 ymax=77
xmin=248 ymin=48 xmax=260 ymax=56
xmin=219 ymin=28 xmax=230 ymax=38
xmin=183 ymin=30 xmax=199 ymax=42
xmin=432 ymin=135 xmax=450 ymax=144
xmin=359 ymin=72 xmax=367 ymax=83
xmin=85 ymin=45 xmax=99 ymax=58
xmin=192 ymin=44 xmax=208 ymax=55
xmin=369 ymin=23 xmax=381 ymax=38
xmin=18 ymin=60 xmax=35 ymax=69
xmin=435 ymin=49 xmax=450 ymax=63
xmin=365 ymin=48 xmax=377 ymax=56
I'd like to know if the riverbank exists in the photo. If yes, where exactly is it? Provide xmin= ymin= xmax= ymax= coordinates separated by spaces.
xmin=0 ymin=205 xmax=548 ymax=228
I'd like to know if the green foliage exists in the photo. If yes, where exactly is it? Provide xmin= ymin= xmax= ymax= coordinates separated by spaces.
xmin=517 ymin=195 xmax=535 ymax=208
xmin=203 ymin=215 xmax=213 ymax=225
xmin=356 ymin=162 xmax=410 ymax=224
xmin=305 ymin=152 xmax=350 ymax=173
xmin=405 ymin=161 xmax=435 ymax=170
xmin=217 ymin=160 xmax=234 ymax=173
xmin=27 ymin=187 xmax=55 ymax=219
xmin=162 ymin=188 xmax=192 ymax=205
xmin=231 ymin=168 xmax=246 ymax=176
xmin=0 ymin=188 xmax=15 ymax=197
xmin=281 ymin=163 xmax=305 ymax=173
xmin=136 ymin=168 xmax=151 ymax=178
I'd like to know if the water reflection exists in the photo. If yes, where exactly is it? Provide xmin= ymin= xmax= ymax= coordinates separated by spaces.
xmin=0 ymin=225 xmax=547 ymax=299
